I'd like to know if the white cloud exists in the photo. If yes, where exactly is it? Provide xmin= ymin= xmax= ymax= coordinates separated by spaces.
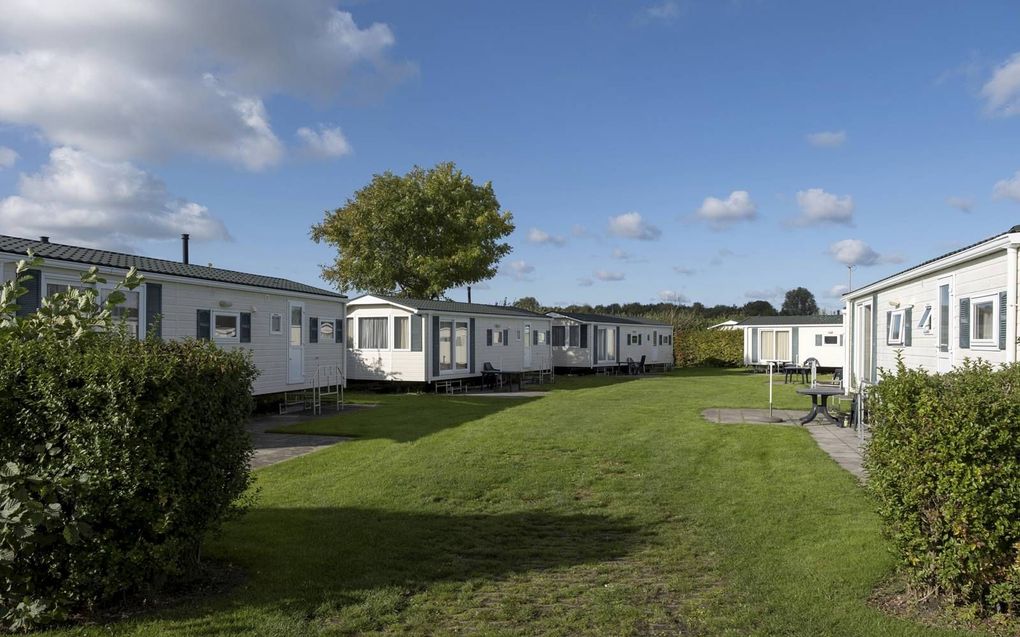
xmin=640 ymin=1 xmax=682 ymax=22
xmin=0 ymin=146 xmax=17 ymax=169
xmin=502 ymin=260 xmax=535 ymax=281
xmin=981 ymin=52 xmax=1020 ymax=117
xmin=694 ymin=190 xmax=757 ymax=228
xmin=828 ymin=239 xmax=902 ymax=267
xmin=828 ymin=284 xmax=850 ymax=298
xmin=673 ymin=266 xmax=696 ymax=276
xmin=658 ymin=290 xmax=688 ymax=303
xmin=527 ymin=227 xmax=566 ymax=246
xmin=594 ymin=270 xmax=625 ymax=282
xmin=611 ymin=247 xmax=630 ymax=260
xmin=608 ymin=211 xmax=661 ymax=240
xmin=571 ymin=224 xmax=591 ymax=238
xmin=946 ymin=196 xmax=975 ymax=213
xmin=744 ymin=287 xmax=785 ymax=303
xmin=0 ymin=1 xmax=408 ymax=169
xmin=577 ymin=277 xmax=594 ymax=287
xmin=0 ymin=146 xmax=229 ymax=250
xmin=792 ymin=188 xmax=854 ymax=226
xmin=297 ymin=125 xmax=352 ymax=158
xmin=993 ymin=171 xmax=1020 ymax=201
xmin=806 ymin=130 xmax=847 ymax=148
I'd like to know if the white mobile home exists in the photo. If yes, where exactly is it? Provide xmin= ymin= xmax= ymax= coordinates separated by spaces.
xmin=842 ymin=225 xmax=1020 ymax=391
xmin=736 ymin=315 xmax=844 ymax=369
xmin=0 ymin=234 xmax=346 ymax=396
xmin=345 ymin=295 xmax=553 ymax=383
xmin=546 ymin=311 xmax=674 ymax=372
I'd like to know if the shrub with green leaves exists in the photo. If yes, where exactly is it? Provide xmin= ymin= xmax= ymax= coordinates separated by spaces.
xmin=674 ymin=329 xmax=742 ymax=368
xmin=0 ymin=257 xmax=258 ymax=631
xmin=866 ymin=358 xmax=1020 ymax=614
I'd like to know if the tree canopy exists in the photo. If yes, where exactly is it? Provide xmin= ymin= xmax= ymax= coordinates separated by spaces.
xmin=780 ymin=287 xmax=819 ymax=316
xmin=512 ymin=296 xmax=542 ymax=313
xmin=741 ymin=300 xmax=778 ymax=316
xmin=312 ymin=162 xmax=515 ymax=299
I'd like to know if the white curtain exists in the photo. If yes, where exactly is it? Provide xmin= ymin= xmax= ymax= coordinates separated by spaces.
xmin=359 ymin=317 xmax=388 ymax=349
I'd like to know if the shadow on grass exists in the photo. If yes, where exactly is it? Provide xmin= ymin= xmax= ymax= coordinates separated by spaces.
xmin=163 ymin=508 xmax=644 ymax=632
xmin=268 ymin=395 xmax=543 ymax=443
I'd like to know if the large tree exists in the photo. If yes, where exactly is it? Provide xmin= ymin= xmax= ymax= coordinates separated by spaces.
xmin=513 ymin=296 xmax=542 ymax=313
xmin=742 ymin=299 xmax=778 ymax=316
xmin=780 ymin=287 xmax=819 ymax=316
xmin=312 ymin=162 xmax=515 ymax=299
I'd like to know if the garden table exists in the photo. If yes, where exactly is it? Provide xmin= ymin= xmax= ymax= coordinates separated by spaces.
xmin=797 ymin=386 xmax=844 ymax=425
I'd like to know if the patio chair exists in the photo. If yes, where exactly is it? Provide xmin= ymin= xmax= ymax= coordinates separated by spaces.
xmin=637 ymin=355 xmax=646 ymax=374
xmin=481 ymin=362 xmax=502 ymax=389
xmin=625 ymin=357 xmax=638 ymax=375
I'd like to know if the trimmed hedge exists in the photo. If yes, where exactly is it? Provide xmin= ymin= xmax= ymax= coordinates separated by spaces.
xmin=0 ymin=334 xmax=257 ymax=630
xmin=674 ymin=329 xmax=743 ymax=368
xmin=866 ymin=359 xmax=1020 ymax=613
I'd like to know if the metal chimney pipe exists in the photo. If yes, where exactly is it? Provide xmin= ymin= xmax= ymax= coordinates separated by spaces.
xmin=39 ymin=236 xmax=49 ymax=244
xmin=467 ymin=286 xmax=472 ymax=303
xmin=181 ymin=233 xmax=190 ymax=264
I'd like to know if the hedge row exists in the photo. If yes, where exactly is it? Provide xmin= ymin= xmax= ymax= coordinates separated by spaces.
xmin=0 ymin=334 xmax=257 ymax=630
xmin=674 ymin=329 xmax=743 ymax=368
xmin=866 ymin=359 xmax=1020 ymax=613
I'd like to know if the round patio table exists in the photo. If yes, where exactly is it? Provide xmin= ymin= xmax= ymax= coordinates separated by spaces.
xmin=796 ymin=386 xmax=844 ymax=425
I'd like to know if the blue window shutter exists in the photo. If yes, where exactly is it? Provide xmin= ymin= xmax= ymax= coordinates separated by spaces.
xmin=431 ymin=315 xmax=440 ymax=377
xmin=546 ymin=329 xmax=550 ymax=345
xmin=533 ymin=329 xmax=538 ymax=345
xmin=999 ymin=291 xmax=1008 ymax=350
xmin=486 ymin=329 xmax=492 ymax=346
xmin=410 ymin=315 xmax=422 ymax=351
xmin=239 ymin=312 xmax=251 ymax=343
xmin=309 ymin=317 xmax=318 ymax=344
xmin=337 ymin=315 xmax=344 ymax=343
xmin=904 ymin=307 xmax=912 ymax=347
xmin=145 ymin=282 xmax=162 ymax=339
xmin=580 ymin=325 xmax=588 ymax=348
xmin=503 ymin=328 xmax=509 ymax=346
xmin=791 ymin=327 xmax=799 ymax=362
xmin=469 ymin=318 xmax=476 ymax=373
xmin=751 ymin=327 xmax=758 ymax=362
xmin=959 ymin=298 xmax=970 ymax=349
xmin=15 ymin=268 xmax=42 ymax=316
xmin=196 ymin=309 xmax=210 ymax=340
xmin=885 ymin=311 xmax=893 ymax=346
xmin=615 ymin=328 xmax=620 ymax=361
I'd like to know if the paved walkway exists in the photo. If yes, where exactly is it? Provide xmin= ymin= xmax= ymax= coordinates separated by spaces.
xmin=247 ymin=407 xmax=370 ymax=469
xmin=461 ymin=391 xmax=548 ymax=398
xmin=702 ymin=408 xmax=866 ymax=481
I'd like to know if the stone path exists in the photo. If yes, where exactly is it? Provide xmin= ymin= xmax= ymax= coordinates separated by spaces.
xmin=247 ymin=407 xmax=370 ymax=469
xmin=702 ymin=408 xmax=867 ymax=481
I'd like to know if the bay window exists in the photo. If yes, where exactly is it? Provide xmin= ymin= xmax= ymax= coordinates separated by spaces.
xmin=359 ymin=317 xmax=388 ymax=349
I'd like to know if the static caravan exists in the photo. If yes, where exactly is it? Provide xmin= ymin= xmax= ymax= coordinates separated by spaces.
xmin=842 ymin=225 xmax=1020 ymax=391
xmin=345 ymin=294 xmax=553 ymax=383
xmin=0 ymin=234 xmax=347 ymax=396
xmin=546 ymin=311 xmax=674 ymax=372
xmin=737 ymin=315 xmax=845 ymax=369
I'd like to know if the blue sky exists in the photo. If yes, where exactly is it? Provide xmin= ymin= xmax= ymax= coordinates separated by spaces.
xmin=1 ymin=1 xmax=1020 ymax=310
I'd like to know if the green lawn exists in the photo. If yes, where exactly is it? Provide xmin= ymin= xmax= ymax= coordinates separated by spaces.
xmin=45 ymin=370 xmax=984 ymax=636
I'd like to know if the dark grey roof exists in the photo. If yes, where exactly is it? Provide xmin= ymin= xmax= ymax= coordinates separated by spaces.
xmin=354 ymin=294 xmax=548 ymax=318
xmin=735 ymin=315 xmax=843 ymax=327
xmin=547 ymin=310 xmax=660 ymax=326
xmin=848 ymin=224 xmax=1020 ymax=297
xmin=0 ymin=235 xmax=344 ymax=299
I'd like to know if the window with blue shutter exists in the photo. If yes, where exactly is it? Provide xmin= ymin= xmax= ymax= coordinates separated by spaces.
xmin=309 ymin=317 xmax=318 ymax=343
xmin=196 ymin=309 xmax=211 ymax=340
xmin=240 ymin=312 xmax=251 ymax=343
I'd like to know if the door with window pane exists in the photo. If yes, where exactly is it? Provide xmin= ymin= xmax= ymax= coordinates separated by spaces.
xmin=288 ymin=302 xmax=304 ymax=383
xmin=439 ymin=320 xmax=453 ymax=371
xmin=455 ymin=321 xmax=468 ymax=370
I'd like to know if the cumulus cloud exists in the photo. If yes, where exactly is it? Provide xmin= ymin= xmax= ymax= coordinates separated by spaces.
xmin=993 ymin=171 xmax=1020 ymax=201
xmin=0 ymin=147 xmax=229 ymax=250
xmin=946 ymin=196 xmax=975 ymax=213
xmin=527 ymin=227 xmax=566 ymax=246
xmin=673 ymin=266 xmax=697 ymax=276
xmin=828 ymin=239 xmax=902 ymax=267
xmin=744 ymin=287 xmax=785 ymax=303
xmin=502 ymin=260 xmax=535 ymax=281
xmin=658 ymin=290 xmax=688 ymax=303
xmin=791 ymin=188 xmax=854 ymax=226
xmin=577 ymin=277 xmax=594 ymax=287
xmin=0 ymin=1 xmax=409 ymax=169
xmin=608 ymin=212 xmax=661 ymax=241
xmin=981 ymin=52 xmax=1020 ymax=116
xmin=594 ymin=270 xmax=625 ymax=282
xmin=694 ymin=190 xmax=757 ymax=228
xmin=0 ymin=146 xmax=17 ymax=169
xmin=296 ymin=125 xmax=352 ymax=158
xmin=806 ymin=130 xmax=847 ymax=148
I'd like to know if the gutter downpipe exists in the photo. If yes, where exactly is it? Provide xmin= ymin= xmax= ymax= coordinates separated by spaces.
xmin=1007 ymin=239 xmax=1019 ymax=364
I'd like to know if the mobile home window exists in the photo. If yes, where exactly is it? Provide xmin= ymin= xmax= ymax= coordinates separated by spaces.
xmin=493 ymin=328 xmax=505 ymax=345
xmin=597 ymin=327 xmax=616 ymax=362
xmin=320 ymin=320 xmax=335 ymax=340
xmin=823 ymin=335 xmax=838 ymax=345
xmin=887 ymin=310 xmax=905 ymax=346
xmin=455 ymin=321 xmax=469 ymax=370
xmin=213 ymin=312 xmax=239 ymax=341
xmin=971 ymin=295 xmax=997 ymax=346
xmin=358 ymin=317 xmax=388 ymax=349
xmin=758 ymin=329 xmax=791 ymax=362
xmin=568 ymin=325 xmax=579 ymax=347
xmin=270 ymin=313 xmax=282 ymax=334
xmin=439 ymin=320 xmax=453 ymax=371
xmin=100 ymin=288 xmax=140 ymax=339
xmin=346 ymin=318 xmax=354 ymax=349
xmin=393 ymin=316 xmax=409 ymax=349
xmin=917 ymin=305 xmax=932 ymax=334
xmin=938 ymin=285 xmax=950 ymax=351
xmin=537 ymin=330 xmax=547 ymax=344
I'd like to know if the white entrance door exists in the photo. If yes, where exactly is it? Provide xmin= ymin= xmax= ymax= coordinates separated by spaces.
xmin=288 ymin=302 xmax=304 ymax=383
xmin=651 ymin=331 xmax=659 ymax=362
xmin=936 ymin=276 xmax=953 ymax=373
xmin=523 ymin=324 xmax=532 ymax=368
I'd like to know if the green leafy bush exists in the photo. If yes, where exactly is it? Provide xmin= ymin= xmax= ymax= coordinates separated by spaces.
xmin=674 ymin=329 xmax=742 ymax=368
xmin=866 ymin=359 xmax=1020 ymax=614
xmin=0 ymin=258 xmax=258 ymax=631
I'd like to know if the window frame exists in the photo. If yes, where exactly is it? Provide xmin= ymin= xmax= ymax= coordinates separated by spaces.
xmin=823 ymin=334 xmax=839 ymax=346
xmin=212 ymin=310 xmax=241 ymax=343
xmin=358 ymin=316 xmax=389 ymax=350
xmin=41 ymin=271 xmax=146 ymax=339
xmin=887 ymin=309 xmax=905 ymax=346
xmin=319 ymin=318 xmax=336 ymax=342
xmin=758 ymin=328 xmax=792 ymax=363
xmin=917 ymin=305 xmax=932 ymax=335
xmin=392 ymin=315 xmax=410 ymax=350
xmin=970 ymin=294 xmax=998 ymax=349
xmin=270 ymin=312 xmax=283 ymax=335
